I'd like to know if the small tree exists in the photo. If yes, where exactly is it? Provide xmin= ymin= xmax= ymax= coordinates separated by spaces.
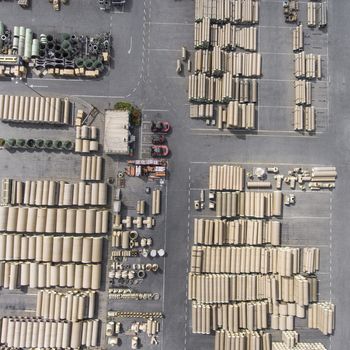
xmin=114 ymin=101 xmax=142 ymax=126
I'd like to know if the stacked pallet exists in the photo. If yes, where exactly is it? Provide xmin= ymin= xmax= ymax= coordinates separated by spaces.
xmin=193 ymin=218 xmax=281 ymax=246
xmin=209 ymin=165 xmax=245 ymax=191
xmin=307 ymin=1 xmax=327 ymax=28
xmin=0 ymin=261 xmax=101 ymax=290
xmin=215 ymin=330 xmax=271 ymax=350
xmin=214 ymin=191 xmax=283 ymax=218
xmin=302 ymin=247 xmax=320 ymax=274
xmin=193 ymin=51 xmax=262 ymax=77
xmin=36 ymin=290 xmax=96 ymax=321
xmin=0 ymin=206 xmax=109 ymax=234
xmin=308 ymin=302 xmax=335 ymax=335
xmin=1 ymin=178 xmax=108 ymax=207
xmin=0 ymin=317 xmax=99 ymax=349
xmin=0 ymin=234 xmax=103 ymax=263
xmin=194 ymin=23 xmax=257 ymax=51
xmin=194 ymin=0 xmax=259 ymax=23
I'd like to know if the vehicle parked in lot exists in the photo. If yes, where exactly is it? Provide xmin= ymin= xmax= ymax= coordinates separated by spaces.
xmin=151 ymin=145 xmax=169 ymax=157
xmin=151 ymin=121 xmax=170 ymax=133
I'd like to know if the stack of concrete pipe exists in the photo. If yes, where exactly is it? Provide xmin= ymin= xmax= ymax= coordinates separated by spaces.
xmin=192 ymin=301 xmax=268 ymax=333
xmin=136 ymin=200 xmax=146 ymax=215
xmin=2 ymin=179 xmax=108 ymax=207
xmin=192 ymin=246 xmax=301 ymax=275
xmin=195 ymin=23 xmax=257 ymax=51
xmin=80 ymin=156 xmax=103 ymax=181
xmin=193 ymin=51 xmax=262 ymax=78
xmin=292 ymin=24 xmax=304 ymax=52
xmin=0 ymin=317 xmax=100 ymax=349
xmin=36 ymin=290 xmax=96 ymax=321
xmin=294 ymin=52 xmax=321 ymax=79
xmin=0 ymin=95 xmax=70 ymax=125
xmin=215 ymin=330 xmax=271 ymax=350
xmin=302 ymin=247 xmax=320 ymax=274
xmin=222 ymin=101 xmax=256 ymax=129
xmin=308 ymin=302 xmax=334 ymax=335
xmin=320 ymin=2 xmax=327 ymax=27
xmin=273 ymin=335 xmax=326 ymax=350
xmin=307 ymin=2 xmax=317 ymax=27
xmin=294 ymin=80 xmax=312 ymax=105
xmin=0 ymin=234 xmax=103 ymax=263
xmin=214 ymin=191 xmax=283 ymax=218
xmin=281 ymin=331 xmax=299 ymax=348
xmin=151 ymin=189 xmax=161 ymax=215
xmin=0 ymin=261 xmax=102 ymax=289
xmin=188 ymin=273 xmax=273 ymax=303
xmin=193 ymin=218 xmax=281 ymax=246
xmin=294 ymin=105 xmax=315 ymax=132
xmin=311 ymin=167 xmax=337 ymax=182
xmin=189 ymin=103 xmax=215 ymax=119
xmin=194 ymin=0 xmax=259 ymax=24
xmin=209 ymin=165 xmax=245 ymax=191
xmin=188 ymin=74 xmax=258 ymax=103
xmin=188 ymin=273 xmax=317 ymax=311
xmin=111 ymin=230 xmax=142 ymax=249
xmin=0 ymin=206 xmax=109 ymax=234
xmin=75 ymin=125 xmax=99 ymax=154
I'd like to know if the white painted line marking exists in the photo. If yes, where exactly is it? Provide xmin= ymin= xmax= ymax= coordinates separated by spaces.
xmin=148 ymin=48 xmax=181 ymax=52
xmin=71 ymin=94 xmax=125 ymax=98
xmin=128 ymin=36 xmax=133 ymax=54
xmin=143 ymin=109 xmax=169 ymax=112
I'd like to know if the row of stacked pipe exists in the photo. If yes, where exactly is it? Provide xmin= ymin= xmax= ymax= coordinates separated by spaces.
xmin=0 ymin=138 xmax=108 ymax=348
xmin=187 ymin=164 xmax=335 ymax=350
xmin=189 ymin=0 xmax=260 ymax=130
xmin=292 ymin=18 xmax=325 ymax=132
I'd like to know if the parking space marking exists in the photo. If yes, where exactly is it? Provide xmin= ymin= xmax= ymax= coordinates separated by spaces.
xmin=148 ymin=22 xmax=193 ymax=26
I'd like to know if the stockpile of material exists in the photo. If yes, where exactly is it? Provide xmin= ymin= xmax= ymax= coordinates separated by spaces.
xmin=292 ymin=24 xmax=303 ymax=52
xmin=214 ymin=190 xmax=283 ymax=218
xmin=75 ymin=125 xmax=99 ymax=154
xmin=0 ymin=261 xmax=101 ymax=289
xmin=0 ymin=316 xmax=100 ymax=348
xmin=0 ymin=206 xmax=109 ymax=234
xmin=310 ymin=167 xmax=337 ymax=189
xmin=187 ymin=163 xmax=335 ymax=350
xmin=215 ymin=330 xmax=271 ymax=350
xmin=1 ymin=178 xmax=108 ymax=206
xmin=308 ymin=302 xmax=335 ymax=335
xmin=307 ymin=1 xmax=327 ymax=28
xmin=0 ymin=234 xmax=103 ymax=263
xmin=193 ymin=218 xmax=281 ymax=246
xmin=36 ymin=290 xmax=96 ymax=321
xmin=188 ymin=273 xmax=317 ymax=304
xmin=0 ymin=95 xmax=71 ymax=125
xmin=194 ymin=23 xmax=257 ymax=51
xmin=272 ymin=330 xmax=326 ymax=349
xmin=194 ymin=50 xmax=261 ymax=77
xmin=192 ymin=301 xmax=269 ymax=333
xmin=194 ymin=0 xmax=259 ymax=23
xmin=80 ymin=156 xmax=104 ymax=181
xmin=209 ymin=165 xmax=245 ymax=191
xmin=151 ymin=189 xmax=161 ymax=215
xmin=294 ymin=52 xmax=321 ymax=79
xmin=190 ymin=0 xmax=261 ymax=130
xmin=188 ymin=74 xmax=259 ymax=102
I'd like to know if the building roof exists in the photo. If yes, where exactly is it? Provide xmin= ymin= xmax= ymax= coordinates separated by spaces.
xmin=104 ymin=110 xmax=129 ymax=155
